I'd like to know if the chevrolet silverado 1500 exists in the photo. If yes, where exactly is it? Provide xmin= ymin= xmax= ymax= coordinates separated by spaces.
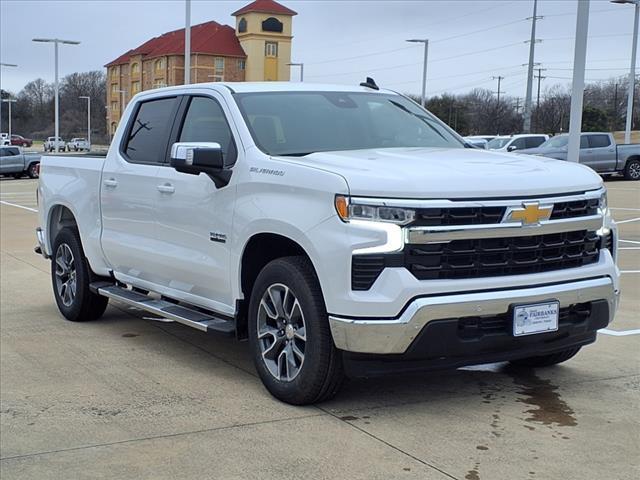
xmin=35 ymin=83 xmax=620 ymax=404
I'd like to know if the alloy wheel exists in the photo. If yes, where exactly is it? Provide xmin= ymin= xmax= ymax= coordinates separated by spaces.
xmin=54 ymin=243 xmax=77 ymax=307
xmin=257 ymin=283 xmax=306 ymax=382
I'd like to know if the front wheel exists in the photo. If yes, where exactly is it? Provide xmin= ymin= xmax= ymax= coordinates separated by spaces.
xmin=624 ymin=159 xmax=640 ymax=180
xmin=51 ymin=227 xmax=109 ymax=322
xmin=248 ymin=257 xmax=344 ymax=405
xmin=509 ymin=347 xmax=582 ymax=368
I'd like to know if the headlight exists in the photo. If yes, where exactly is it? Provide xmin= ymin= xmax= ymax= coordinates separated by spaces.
xmin=598 ymin=191 xmax=608 ymax=215
xmin=335 ymin=195 xmax=415 ymax=225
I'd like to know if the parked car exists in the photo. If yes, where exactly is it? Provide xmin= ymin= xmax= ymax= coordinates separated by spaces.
xmin=0 ymin=133 xmax=9 ymax=146
xmin=44 ymin=136 xmax=65 ymax=152
xmin=66 ymin=138 xmax=90 ymax=151
xmin=0 ymin=146 xmax=41 ymax=178
xmin=35 ymin=82 xmax=619 ymax=405
xmin=518 ymin=132 xmax=640 ymax=180
xmin=10 ymin=134 xmax=33 ymax=147
xmin=487 ymin=134 xmax=549 ymax=152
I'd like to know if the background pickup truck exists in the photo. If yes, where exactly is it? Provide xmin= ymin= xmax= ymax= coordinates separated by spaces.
xmin=43 ymin=136 xmax=66 ymax=152
xmin=0 ymin=145 xmax=41 ymax=178
xmin=518 ymin=132 xmax=640 ymax=180
xmin=66 ymin=138 xmax=90 ymax=152
xmin=35 ymin=82 xmax=619 ymax=405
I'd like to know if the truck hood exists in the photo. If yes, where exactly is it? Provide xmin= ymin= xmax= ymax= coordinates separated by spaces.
xmin=287 ymin=147 xmax=602 ymax=198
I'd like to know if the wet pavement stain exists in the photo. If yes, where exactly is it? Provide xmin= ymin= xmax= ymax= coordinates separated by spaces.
xmin=338 ymin=415 xmax=358 ymax=421
xmin=476 ymin=445 xmax=489 ymax=451
xmin=122 ymin=333 xmax=139 ymax=338
xmin=465 ymin=462 xmax=481 ymax=480
xmin=508 ymin=367 xmax=577 ymax=427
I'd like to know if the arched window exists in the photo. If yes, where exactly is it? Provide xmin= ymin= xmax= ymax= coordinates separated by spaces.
xmin=154 ymin=58 xmax=165 ymax=71
xmin=262 ymin=17 xmax=283 ymax=33
xmin=131 ymin=63 xmax=140 ymax=74
xmin=238 ymin=17 xmax=247 ymax=33
xmin=111 ymin=122 xmax=118 ymax=134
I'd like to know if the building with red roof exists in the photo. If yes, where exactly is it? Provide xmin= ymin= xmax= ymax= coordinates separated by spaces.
xmin=105 ymin=0 xmax=296 ymax=134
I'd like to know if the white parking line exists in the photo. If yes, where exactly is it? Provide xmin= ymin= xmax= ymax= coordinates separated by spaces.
xmin=621 ymin=270 xmax=640 ymax=274
xmin=611 ymin=207 xmax=640 ymax=212
xmin=620 ymin=239 xmax=640 ymax=245
xmin=599 ymin=328 xmax=640 ymax=336
xmin=616 ymin=217 xmax=640 ymax=224
xmin=0 ymin=201 xmax=38 ymax=213
xmin=619 ymin=247 xmax=640 ymax=250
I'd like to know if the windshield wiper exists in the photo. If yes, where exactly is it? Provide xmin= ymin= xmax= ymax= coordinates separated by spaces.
xmin=277 ymin=152 xmax=315 ymax=157
xmin=387 ymin=100 xmax=450 ymax=143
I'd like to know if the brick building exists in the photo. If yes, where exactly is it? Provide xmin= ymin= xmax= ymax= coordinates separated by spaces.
xmin=104 ymin=0 xmax=296 ymax=134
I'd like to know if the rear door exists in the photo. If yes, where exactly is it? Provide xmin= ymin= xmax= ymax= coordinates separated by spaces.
xmin=508 ymin=137 xmax=527 ymax=152
xmin=0 ymin=147 xmax=23 ymax=173
xmin=584 ymin=134 xmax=616 ymax=172
xmin=100 ymin=95 xmax=181 ymax=285
xmin=524 ymin=136 xmax=546 ymax=149
xmin=152 ymin=93 xmax=239 ymax=314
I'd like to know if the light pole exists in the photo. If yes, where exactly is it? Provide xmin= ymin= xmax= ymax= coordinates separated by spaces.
xmin=2 ymin=98 xmax=17 ymax=138
xmin=567 ymin=0 xmax=590 ymax=163
xmin=185 ymin=0 xmax=191 ymax=84
xmin=406 ymin=39 xmax=429 ymax=107
xmin=0 ymin=63 xmax=18 ymax=136
xmin=79 ymin=96 xmax=91 ymax=148
xmin=32 ymin=38 xmax=80 ymax=152
xmin=115 ymin=89 xmax=127 ymax=121
xmin=611 ymin=0 xmax=640 ymax=144
xmin=287 ymin=62 xmax=304 ymax=82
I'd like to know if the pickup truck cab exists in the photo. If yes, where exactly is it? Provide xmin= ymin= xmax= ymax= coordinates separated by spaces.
xmin=487 ymin=134 xmax=549 ymax=152
xmin=0 ymin=146 xmax=41 ymax=178
xmin=66 ymin=138 xmax=90 ymax=152
xmin=35 ymin=83 xmax=620 ymax=404
xmin=519 ymin=132 xmax=640 ymax=180
xmin=43 ymin=136 xmax=65 ymax=152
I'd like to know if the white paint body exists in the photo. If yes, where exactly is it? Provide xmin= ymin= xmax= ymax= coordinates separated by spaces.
xmin=36 ymin=83 xmax=620 ymax=339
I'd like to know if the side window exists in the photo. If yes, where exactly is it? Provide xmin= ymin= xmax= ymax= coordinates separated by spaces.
xmin=580 ymin=136 xmax=589 ymax=149
xmin=179 ymin=96 xmax=237 ymax=165
xmin=9 ymin=148 xmax=20 ymax=156
xmin=510 ymin=138 xmax=527 ymax=150
xmin=123 ymin=97 xmax=178 ymax=164
xmin=588 ymin=134 xmax=611 ymax=148
xmin=0 ymin=149 xmax=6 ymax=157
xmin=525 ymin=137 xmax=545 ymax=149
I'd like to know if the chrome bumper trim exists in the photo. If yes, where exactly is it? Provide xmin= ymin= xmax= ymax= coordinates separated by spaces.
xmin=35 ymin=227 xmax=49 ymax=259
xmin=406 ymin=215 xmax=602 ymax=243
xmin=329 ymin=277 xmax=617 ymax=354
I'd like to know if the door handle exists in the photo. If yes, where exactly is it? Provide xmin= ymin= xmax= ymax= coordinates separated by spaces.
xmin=103 ymin=178 xmax=118 ymax=188
xmin=157 ymin=183 xmax=175 ymax=194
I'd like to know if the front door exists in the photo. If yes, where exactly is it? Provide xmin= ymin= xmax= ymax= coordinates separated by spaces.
xmin=153 ymin=94 xmax=239 ymax=315
xmin=584 ymin=134 xmax=617 ymax=172
xmin=100 ymin=95 xmax=180 ymax=285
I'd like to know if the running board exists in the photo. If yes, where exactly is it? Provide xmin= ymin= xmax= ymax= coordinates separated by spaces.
xmin=95 ymin=284 xmax=235 ymax=334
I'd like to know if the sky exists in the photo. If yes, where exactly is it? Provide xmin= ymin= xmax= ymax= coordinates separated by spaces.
xmin=0 ymin=0 xmax=636 ymax=102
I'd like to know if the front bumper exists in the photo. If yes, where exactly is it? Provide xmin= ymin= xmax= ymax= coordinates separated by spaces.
xmin=329 ymin=276 xmax=618 ymax=355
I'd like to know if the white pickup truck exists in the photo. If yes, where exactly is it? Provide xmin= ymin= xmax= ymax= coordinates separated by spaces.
xmin=35 ymin=82 xmax=620 ymax=405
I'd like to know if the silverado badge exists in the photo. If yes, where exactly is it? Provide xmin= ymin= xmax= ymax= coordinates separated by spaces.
xmin=504 ymin=202 xmax=553 ymax=226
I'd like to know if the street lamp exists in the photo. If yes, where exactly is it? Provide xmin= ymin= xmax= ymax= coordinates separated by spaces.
xmin=611 ymin=0 xmax=640 ymax=144
xmin=406 ymin=39 xmax=429 ymax=107
xmin=0 ymin=63 xmax=17 ymax=136
xmin=32 ymin=38 xmax=80 ymax=152
xmin=1 ymin=98 xmax=17 ymax=139
xmin=79 ymin=96 xmax=91 ymax=149
xmin=287 ymin=62 xmax=304 ymax=82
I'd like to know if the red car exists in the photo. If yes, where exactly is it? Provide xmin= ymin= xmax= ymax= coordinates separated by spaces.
xmin=11 ymin=134 xmax=33 ymax=147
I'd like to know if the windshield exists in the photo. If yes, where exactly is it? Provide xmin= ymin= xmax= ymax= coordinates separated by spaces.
xmin=234 ymin=91 xmax=464 ymax=156
xmin=539 ymin=136 xmax=568 ymax=149
xmin=487 ymin=137 xmax=511 ymax=149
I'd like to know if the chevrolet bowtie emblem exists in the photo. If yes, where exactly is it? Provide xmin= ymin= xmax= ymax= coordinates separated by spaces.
xmin=505 ymin=203 xmax=553 ymax=226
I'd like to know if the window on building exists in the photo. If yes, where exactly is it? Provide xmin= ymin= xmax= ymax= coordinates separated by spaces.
xmin=132 ymin=81 xmax=141 ymax=94
xmin=153 ymin=80 xmax=166 ymax=89
xmin=110 ymin=122 xmax=118 ymax=135
xmin=111 ymin=84 xmax=118 ymax=93
xmin=124 ymin=97 xmax=178 ymax=164
xmin=210 ymin=75 xmax=224 ymax=82
xmin=262 ymin=17 xmax=283 ymax=33
xmin=238 ymin=18 xmax=247 ymax=33
xmin=111 ymin=102 xmax=118 ymax=111
xmin=179 ymin=96 xmax=236 ymax=165
xmin=238 ymin=59 xmax=246 ymax=70
xmin=154 ymin=58 xmax=165 ymax=71
xmin=214 ymin=57 xmax=225 ymax=73
xmin=111 ymin=67 xmax=119 ymax=79
xmin=265 ymin=42 xmax=278 ymax=57
xmin=131 ymin=63 xmax=140 ymax=74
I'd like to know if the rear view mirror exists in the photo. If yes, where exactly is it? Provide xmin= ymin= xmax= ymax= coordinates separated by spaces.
xmin=170 ymin=142 xmax=231 ymax=188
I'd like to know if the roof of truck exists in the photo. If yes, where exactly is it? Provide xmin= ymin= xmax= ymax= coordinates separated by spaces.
xmin=137 ymin=82 xmax=397 ymax=96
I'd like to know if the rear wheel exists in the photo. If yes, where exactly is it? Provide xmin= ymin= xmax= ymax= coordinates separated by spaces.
xmin=51 ymin=227 xmax=108 ymax=322
xmin=623 ymin=159 xmax=640 ymax=180
xmin=248 ymin=257 xmax=344 ymax=405
xmin=509 ymin=347 xmax=582 ymax=368
xmin=27 ymin=163 xmax=39 ymax=179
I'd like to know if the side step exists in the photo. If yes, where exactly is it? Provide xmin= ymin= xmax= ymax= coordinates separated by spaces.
xmin=94 ymin=284 xmax=235 ymax=335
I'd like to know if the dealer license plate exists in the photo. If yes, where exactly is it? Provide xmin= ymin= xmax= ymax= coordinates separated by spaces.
xmin=513 ymin=301 xmax=559 ymax=337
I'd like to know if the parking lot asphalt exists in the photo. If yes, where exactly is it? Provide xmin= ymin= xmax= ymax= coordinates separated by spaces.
xmin=0 ymin=177 xmax=638 ymax=480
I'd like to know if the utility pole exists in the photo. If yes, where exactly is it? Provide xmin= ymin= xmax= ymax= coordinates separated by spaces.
xmin=492 ymin=75 xmax=504 ymax=135
xmin=567 ymin=0 xmax=590 ymax=163
xmin=406 ymin=39 xmax=429 ymax=107
xmin=523 ymin=0 xmax=542 ymax=133
xmin=0 ymin=63 xmax=18 ymax=136
xmin=184 ymin=0 xmax=191 ymax=84
xmin=79 ymin=96 xmax=91 ymax=148
xmin=534 ymin=67 xmax=547 ymax=132
xmin=2 ymin=99 xmax=17 ymax=138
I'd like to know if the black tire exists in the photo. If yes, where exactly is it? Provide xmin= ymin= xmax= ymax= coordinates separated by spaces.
xmin=27 ymin=162 xmax=39 ymax=179
xmin=12 ymin=172 xmax=23 ymax=179
xmin=509 ymin=346 xmax=582 ymax=368
xmin=623 ymin=159 xmax=640 ymax=180
xmin=248 ymin=256 xmax=344 ymax=405
xmin=51 ymin=227 xmax=108 ymax=322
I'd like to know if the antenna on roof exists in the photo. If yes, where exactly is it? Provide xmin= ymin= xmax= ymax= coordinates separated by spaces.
xmin=359 ymin=77 xmax=379 ymax=90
